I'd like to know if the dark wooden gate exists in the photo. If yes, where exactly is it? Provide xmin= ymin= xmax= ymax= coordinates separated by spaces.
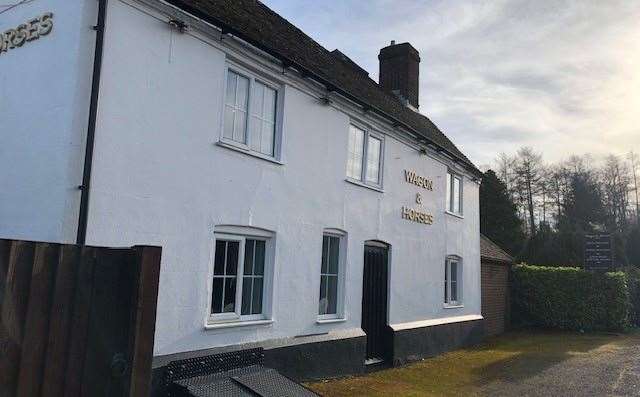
xmin=361 ymin=243 xmax=392 ymax=362
xmin=0 ymin=239 xmax=161 ymax=397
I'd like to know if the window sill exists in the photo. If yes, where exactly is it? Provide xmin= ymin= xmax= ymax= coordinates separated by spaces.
xmin=316 ymin=317 xmax=347 ymax=324
xmin=445 ymin=210 xmax=464 ymax=219
xmin=215 ymin=141 xmax=284 ymax=165
xmin=205 ymin=319 xmax=274 ymax=330
xmin=345 ymin=178 xmax=384 ymax=193
xmin=443 ymin=304 xmax=464 ymax=309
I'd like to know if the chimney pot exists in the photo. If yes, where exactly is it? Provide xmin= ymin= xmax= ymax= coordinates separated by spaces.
xmin=378 ymin=42 xmax=420 ymax=109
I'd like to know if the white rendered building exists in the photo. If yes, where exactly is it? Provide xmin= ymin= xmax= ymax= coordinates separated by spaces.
xmin=0 ymin=0 xmax=484 ymax=392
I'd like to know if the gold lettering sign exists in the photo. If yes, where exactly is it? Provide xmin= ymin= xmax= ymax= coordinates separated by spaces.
xmin=0 ymin=12 xmax=54 ymax=56
xmin=401 ymin=206 xmax=434 ymax=225
xmin=404 ymin=169 xmax=433 ymax=191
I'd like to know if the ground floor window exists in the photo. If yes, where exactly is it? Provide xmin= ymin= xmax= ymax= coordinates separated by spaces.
xmin=318 ymin=230 xmax=346 ymax=318
xmin=444 ymin=256 xmax=462 ymax=306
xmin=210 ymin=228 xmax=272 ymax=322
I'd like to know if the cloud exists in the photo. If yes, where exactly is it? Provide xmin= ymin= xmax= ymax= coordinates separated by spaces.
xmin=263 ymin=0 xmax=640 ymax=166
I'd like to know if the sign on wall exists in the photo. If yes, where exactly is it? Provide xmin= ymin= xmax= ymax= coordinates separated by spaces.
xmin=0 ymin=12 xmax=54 ymax=56
xmin=401 ymin=169 xmax=435 ymax=226
xmin=584 ymin=233 xmax=614 ymax=272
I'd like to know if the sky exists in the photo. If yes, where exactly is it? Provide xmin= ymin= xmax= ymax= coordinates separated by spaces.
xmin=262 ymin=0 xmax=640 ymax=168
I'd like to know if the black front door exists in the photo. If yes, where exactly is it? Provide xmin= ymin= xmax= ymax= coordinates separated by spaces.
xmin=361 ymin=243 xmax=392 ymax=362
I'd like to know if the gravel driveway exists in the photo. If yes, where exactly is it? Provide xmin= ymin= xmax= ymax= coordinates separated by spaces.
xmin=479 ymin=333 xmax=640 ymax=396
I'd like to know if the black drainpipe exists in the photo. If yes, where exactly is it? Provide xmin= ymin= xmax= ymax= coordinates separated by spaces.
xmin=77 ymin=0 xmax=108 ymax=245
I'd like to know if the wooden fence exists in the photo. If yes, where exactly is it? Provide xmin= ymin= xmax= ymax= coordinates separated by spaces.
xmin=0 ymin=239 xmax=161 ymax=397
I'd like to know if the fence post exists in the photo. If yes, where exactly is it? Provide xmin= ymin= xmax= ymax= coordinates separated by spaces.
xmin=129 ymin=246 xmax=162 ymax=397
xmin=63 ymin=246 xmax=96 ymax=396
xmin=16 ymin=243 xmax=59 ymax=397
xmin=41 ymin=245 xmax=80 ymax=397
xmin=0 ymin=241 xmax=35 ymax=397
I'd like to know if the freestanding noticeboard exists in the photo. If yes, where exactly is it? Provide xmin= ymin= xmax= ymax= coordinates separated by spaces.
xmin=584 ymin=233 xmax=614 ymax=272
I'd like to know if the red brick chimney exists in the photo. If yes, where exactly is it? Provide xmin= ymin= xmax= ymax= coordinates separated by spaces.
xmin=378 ymin=41 xmax=421 ymax=110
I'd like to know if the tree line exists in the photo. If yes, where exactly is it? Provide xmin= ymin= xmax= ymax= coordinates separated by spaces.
xmin=480 ymin=148 xmax=640 ymax=267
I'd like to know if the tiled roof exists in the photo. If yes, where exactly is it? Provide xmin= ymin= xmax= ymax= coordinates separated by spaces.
xmin=481 ymin=235 xmax=514 ymax=264
xmin=167 ymin=0 xmax=480 ymax=175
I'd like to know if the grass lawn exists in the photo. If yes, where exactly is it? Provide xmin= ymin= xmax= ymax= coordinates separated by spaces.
xmin=307 ymin=330 xmax=640 ymax=396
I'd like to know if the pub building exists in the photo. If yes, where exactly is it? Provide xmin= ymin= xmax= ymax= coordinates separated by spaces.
xmin=0 ymin=0 xmax=484 ymax=392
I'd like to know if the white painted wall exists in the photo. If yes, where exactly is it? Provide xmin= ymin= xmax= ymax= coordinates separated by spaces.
xmin=87 ymin=0 xmax=481 ymax=357
xmin=0 ymin=0 xmax=97 ymax=243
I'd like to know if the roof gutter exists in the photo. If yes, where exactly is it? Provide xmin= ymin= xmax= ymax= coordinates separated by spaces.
xmin=77 ymin=0 xmax=108 ymax=245
xmin=166 ymin=0 xmax=482 ymax=179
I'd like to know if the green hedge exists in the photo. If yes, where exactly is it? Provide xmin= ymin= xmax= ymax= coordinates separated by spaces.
xmin=512 ymin=264 xmax=630 ymax=331
xmin=623 ymin=266 xmax=640 ymax=326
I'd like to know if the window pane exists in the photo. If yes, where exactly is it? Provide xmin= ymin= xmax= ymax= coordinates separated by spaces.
xmin=223 ymin=278 xmax=236 ymax=313
xmin=451 ymin=261 xmax=458 ymax=282
xmin=450 ymin=261 xmax=458 ymax=302
xmin=232 ymin=74 xmax=249 ymax=143
xmin=223 ymin=106 xmax=235 ymax=139
xmin=241 ymin=277 xmax=253 ymax=315
xmin=453 ymin=177 xmax=461 ymax=214
xmin=211 ymin=278 xmax=224 ymax=313
xmin=214 ymin=241 xmax=226 ymax=275
xmin=233 ymin=110 xmax=247 ymax=143
xmin=321 ymin=236 xmax=329 ymax=274
xmin=249 ymin=83 xmax=265 ymax=152
xmin=243 ymin=240 xmax=254 ymax=275
xmin=327 ymin=275 xmax=338 ymax=314
xmin=328 ymin=236 xmax=339 ymax=275
xmin=248 ymin=82 xmax=277 ymax=156
xmin=252 ymin=277 xmax=263 ymax=314
xmin=236 ymin=74 xmax=249 ymax=109
xmin=249 ymin=115 xmax=262 ymax=151
xmin=254 ymin=240 xmax=265 ymax=275
xmin=226 ymin=241 xmax=239 ymax=275
xmin=225 ymin=72 xmax=237 ymax=106
xmin=365 ymin=135 xmax=381 ymax=184
xmin=264 ymin=85 xmax=276 ymax=120
xmin=319 ymin=276 xmax=328 ymax=315
xmin=251 ymin=82 xmax=265 ymax=118
xmin=346 ymin=125 xmax=364 ymax=180
xmin=260 ymin=86 xmax=276 ymax=155
xmin=261 ymin=121 xmax=275 ymax=156
xmin=446 ymin=173 xmax=452 ymax=211
xmin=444 ymin=262 xmax=449 ymax=303
xmin=451 ymin=281 xmax=458 ymax=302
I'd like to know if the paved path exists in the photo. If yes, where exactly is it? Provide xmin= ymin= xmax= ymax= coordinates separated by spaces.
xmin=480 ymin=335 xmax=640 ymax=396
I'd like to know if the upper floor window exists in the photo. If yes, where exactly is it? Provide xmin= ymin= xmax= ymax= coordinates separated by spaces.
xmin=222 ymin=68 xmax=281 ymax=159
xmin=346 ymin=125 xmax=384 ymax=188
xmin=444 ymin=256 xmax=462 ymax=306
xmin=446 ymin=171 xmax=463 ymax=215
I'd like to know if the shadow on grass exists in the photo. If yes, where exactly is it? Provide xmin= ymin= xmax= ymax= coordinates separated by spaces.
xmin=471 ymin=329 xmax=619 ymax=386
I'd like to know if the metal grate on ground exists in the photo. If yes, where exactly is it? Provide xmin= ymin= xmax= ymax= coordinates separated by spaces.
xmin=165 ymin=348 xmax=319 ymax=397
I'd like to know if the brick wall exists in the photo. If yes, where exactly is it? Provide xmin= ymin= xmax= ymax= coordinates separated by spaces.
xmin=481 ymin=261 xmax=510 ymax=337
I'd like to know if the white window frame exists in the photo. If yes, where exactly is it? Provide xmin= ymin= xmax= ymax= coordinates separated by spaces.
xmin=219 ymin=63 xmax=284 ymax=161
xmin=318 ymin=229 xmax=347 ymax=321
xmin=345 ymin=123 xmax=385 ymax=190
xmin=444 ymin=256 xmax=463 ymax=307
xmin=446 ymin=171 xmax=463 ymax=216
xmin=207 ymin=227 xmax=274 ymax=325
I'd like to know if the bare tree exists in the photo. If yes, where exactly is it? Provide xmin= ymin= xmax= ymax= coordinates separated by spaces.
xmin=601 ymin=155 xmax=631 ymax=232
xmin=546 ymin=163 xmax=571 ymax=225
xmin=629 ymin=151 xmax=639 ymax=221
xmin=514 ymin=147 xmax=544 ymax=235
xmin=495 ymin=152 xmax=517 ymax=200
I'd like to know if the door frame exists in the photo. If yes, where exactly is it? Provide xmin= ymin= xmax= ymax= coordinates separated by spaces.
xmin=361 ymin=240 xmax=393 ymax=363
